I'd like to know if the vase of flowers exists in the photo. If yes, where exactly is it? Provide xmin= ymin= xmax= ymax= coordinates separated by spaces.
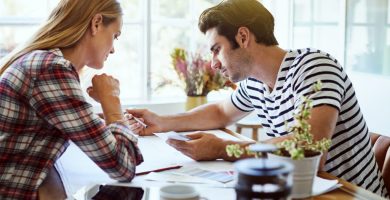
xmin=158 ymin=48 xmax=236 ymax=110
xmin=185 ymin=96 xmax=207 ymax=111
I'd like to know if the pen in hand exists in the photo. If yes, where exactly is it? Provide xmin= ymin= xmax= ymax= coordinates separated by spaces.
xmin=132 ymin=116 xmax=148 ymax=128
xmin=124 ymin=113 xmax=148 ymax=128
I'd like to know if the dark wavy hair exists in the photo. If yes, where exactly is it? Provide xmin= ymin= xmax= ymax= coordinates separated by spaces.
xmin=198 ymin=0 xmax=278 ymax=49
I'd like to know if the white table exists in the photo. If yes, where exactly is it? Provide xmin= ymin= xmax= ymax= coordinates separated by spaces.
xmin=57 ymin=130 xmax=244 ymax=199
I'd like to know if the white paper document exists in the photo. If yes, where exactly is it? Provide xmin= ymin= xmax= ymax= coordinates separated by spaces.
xmin=173 ymin=167 xmax=234 ymax=183
xmin=154 ymin=129 xmax=244 ymax=142
xmin=144 ymin=172 xmax=221 ymax=185
xmin=156 ymin=131 xmax=191 ymax=141
xmin=56 ymin=129 xmax=245 ymax=198
xmin=312 ymin=176 xmax=341 ymax=196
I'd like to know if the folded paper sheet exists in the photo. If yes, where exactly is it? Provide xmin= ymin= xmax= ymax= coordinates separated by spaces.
xmin=312 ymin=176 xmax=341 ymax=196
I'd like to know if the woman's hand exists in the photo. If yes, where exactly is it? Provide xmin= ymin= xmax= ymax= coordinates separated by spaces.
xmin=87 ymin=74 xmax=123 ymax=124
xmin=87 ymin=73 xmax=120 ymax=103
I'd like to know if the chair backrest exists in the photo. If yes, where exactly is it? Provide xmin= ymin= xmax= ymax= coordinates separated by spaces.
xmin=370 ymin=132 xmax=390 ymax=194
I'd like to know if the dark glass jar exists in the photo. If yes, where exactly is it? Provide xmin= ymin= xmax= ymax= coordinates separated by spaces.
xmin=235 ymin=158 xmax=293 ymax=200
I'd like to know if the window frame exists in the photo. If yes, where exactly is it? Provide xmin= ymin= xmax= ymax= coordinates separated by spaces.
xmin=1 ymin=0 xmax=389 ymax=105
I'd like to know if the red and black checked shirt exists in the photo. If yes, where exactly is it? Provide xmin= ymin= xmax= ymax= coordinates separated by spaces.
xmin=0 ymin=49 xmax=143 ymax=199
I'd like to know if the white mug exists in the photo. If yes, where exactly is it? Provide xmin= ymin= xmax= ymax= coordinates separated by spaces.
xmin=159 ymin=184 xmax=200 ymax=200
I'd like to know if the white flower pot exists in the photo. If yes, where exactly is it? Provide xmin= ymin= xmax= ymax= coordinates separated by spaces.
xmin=268 ymin=153 xmax=322 ymax=199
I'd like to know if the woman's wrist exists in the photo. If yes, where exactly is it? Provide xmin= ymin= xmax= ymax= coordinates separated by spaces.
xmin=100 ymin=96 xmax=123 ymax=124
xmin=104 ymin=113 xmax=124 ymax=124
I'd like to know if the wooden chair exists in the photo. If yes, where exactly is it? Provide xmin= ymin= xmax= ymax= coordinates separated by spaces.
xmin=370 ymin=132 xmax=390 ymax=194
xmin=235 ymin=119 xmax=262 ymax=141
xmin=38 ymin=166 xmax=67 ymax=200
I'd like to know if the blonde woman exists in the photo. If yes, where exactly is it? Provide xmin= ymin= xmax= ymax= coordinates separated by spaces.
xmin=0 ymin=0 xmax=144 ymax=199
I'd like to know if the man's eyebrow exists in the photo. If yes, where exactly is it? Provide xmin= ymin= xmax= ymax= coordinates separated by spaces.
xmin=210 ymin=43 xmax=218 ymax=52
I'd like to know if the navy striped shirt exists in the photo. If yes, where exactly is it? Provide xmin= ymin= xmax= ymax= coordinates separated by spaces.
xmin=231 ymin=48 xmax=388 ymax=197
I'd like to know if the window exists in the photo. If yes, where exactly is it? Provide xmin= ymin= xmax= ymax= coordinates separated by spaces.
xmin=83 ymin=0 xmax=221 ymax=104
xmin=82 ymin=0 xmax=144 ymax=102
xmin=0 ymin=0 xmax=60 ymax=58
xmin=345 ymin=0 xmax=390 ymax=76
xmin=291 ymin=0 xmax=345 ymax=63
xmin=0 ymin=0 xmax=219 ymax=105
xmin=266 ymin=0 xmax=390 ymax=77
xmin=150 ymin=0 xmax=216 ymax=101
xmin=1 ymin=0 xmax=389 ymax=106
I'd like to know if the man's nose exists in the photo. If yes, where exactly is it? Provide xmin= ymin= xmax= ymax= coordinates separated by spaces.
xmin=211 ymin=58 xmax=221 ymax=70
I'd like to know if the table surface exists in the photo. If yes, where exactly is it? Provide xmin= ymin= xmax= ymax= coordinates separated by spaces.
xmin=54 ymin=128 xmax=385 ymax=200
xmin=316 ymin=171 xmax=386 ymax=200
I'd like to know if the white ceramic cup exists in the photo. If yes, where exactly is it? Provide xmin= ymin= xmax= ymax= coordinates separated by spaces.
xmin=159 ymin=184 xmax=199 ymax=200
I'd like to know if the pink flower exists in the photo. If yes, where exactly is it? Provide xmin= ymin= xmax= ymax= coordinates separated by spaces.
xmin=175 ymin=59 xmax=188 ymax=78
xmin=170 ymin=48 xmax=236 ymax=96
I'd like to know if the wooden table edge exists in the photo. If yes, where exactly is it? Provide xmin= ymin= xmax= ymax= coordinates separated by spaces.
xmin=318 ymin=171 xmax=386 ymax=200
xmin=221 ymin=128 xmax=256 ymax=142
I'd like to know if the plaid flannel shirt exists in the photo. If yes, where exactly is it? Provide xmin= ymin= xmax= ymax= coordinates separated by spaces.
xmin=0 ymin=49 xmax=143 ymax=199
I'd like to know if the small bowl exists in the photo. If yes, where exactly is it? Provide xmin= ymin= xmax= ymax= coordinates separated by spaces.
xmin=159 ymin=184 xmax=199 ymax=200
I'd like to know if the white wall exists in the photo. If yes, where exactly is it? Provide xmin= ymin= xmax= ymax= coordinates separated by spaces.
xmin=126 ymin=102 xmax=185 ymax=115
xmin=349 ymin=72 xmax=390 ymax=137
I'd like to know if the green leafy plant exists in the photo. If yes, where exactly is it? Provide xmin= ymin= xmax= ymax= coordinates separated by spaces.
xmin=226 ymin=81 xmax=331 ymax=160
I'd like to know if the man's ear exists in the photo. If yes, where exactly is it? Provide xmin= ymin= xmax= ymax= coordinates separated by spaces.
xmin=235 ymin=27 xmax=251 ymax=48
xmin=90 ymin=14 xmax=104 ymax=36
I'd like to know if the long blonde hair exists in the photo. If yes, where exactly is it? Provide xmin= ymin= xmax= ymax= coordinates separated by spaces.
xmin=0 ymin=0 xmax=122 ymax=75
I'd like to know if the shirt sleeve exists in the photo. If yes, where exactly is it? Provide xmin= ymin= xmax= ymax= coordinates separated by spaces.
xmin=29 ymin=62 xmax=143 ymax=182
xmin=292 ymin=54 xmax=345 ymax=112
xmin=230 ymin=80 xmax=255 ymax=112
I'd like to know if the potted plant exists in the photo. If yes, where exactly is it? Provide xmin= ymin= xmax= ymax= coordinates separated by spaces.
xmin=227 ymin=81 xmax=331 ymax=198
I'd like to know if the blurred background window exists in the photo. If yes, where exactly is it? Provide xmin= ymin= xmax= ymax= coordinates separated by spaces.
xmin=1 ymin=0 xmax=389 ymax=106
xmin=346 ymin=0 xmax=390 ymax=76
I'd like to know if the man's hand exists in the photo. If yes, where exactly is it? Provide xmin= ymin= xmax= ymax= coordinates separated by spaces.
xmin=166 ymin=132 xmax=226 ymax=161
xmin=123 ymin=113 xmax=147 ymax=134
xmin=125 ymin=109 xmax=163 ymax=136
